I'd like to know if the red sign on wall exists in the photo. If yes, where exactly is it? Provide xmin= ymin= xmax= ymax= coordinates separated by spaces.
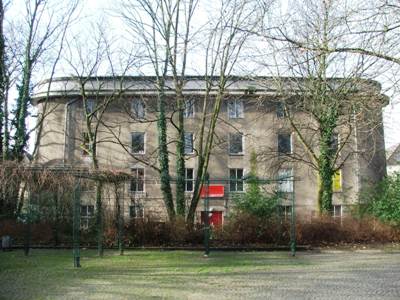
xmin=200 ymin=185 xmax=224 ymax=198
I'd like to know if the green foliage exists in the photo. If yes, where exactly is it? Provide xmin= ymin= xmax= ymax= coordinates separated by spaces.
xmin=17 ymin=203 xmax=41 ymax=224
xmin=360 ymin=173 xmax=400 ymax=225
xmin=232 ymin=152 xmax=279 ymax=219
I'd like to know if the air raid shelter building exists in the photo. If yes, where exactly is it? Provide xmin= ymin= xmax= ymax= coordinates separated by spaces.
xmin=32 ymin=76 xmax=387 ymax=225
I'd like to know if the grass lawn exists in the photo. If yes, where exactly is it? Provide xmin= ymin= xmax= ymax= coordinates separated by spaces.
xmin=2 ymin=249 xmax=400 ymax=299
xmin=0 ymin=249 xmax=306 ymax=299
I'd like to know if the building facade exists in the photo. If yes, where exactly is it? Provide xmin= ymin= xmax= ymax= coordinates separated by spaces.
xmin=32 ymin=76 xmax=387 ymax=223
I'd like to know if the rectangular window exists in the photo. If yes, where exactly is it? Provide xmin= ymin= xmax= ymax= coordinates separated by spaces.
xmin=131 ymin=132 xmax=145 ymax=154
xmin=229 ymin=168 xmax=244 ymax=192
xmin=81 ymin=205 xmax=94 ymax=229
xmin=185 ymin=168 xmax=194 ymax=192
xmin=332 ymin=205 xmax=342 ymax=218
xmin=277 ymin=168 xmax=294 ymax=193
xmin=278 ymin=133 xmax=292 ymax=154
xmin=129 ymin=204 xmax=144 ymax=218
xmin=81 ymin=132 xmax=92 ymax=156
xmin=132 ymin=99 xmax=145 ymax=119
xmin=184 ymin=132 xmax=194 ymax=154
xmin=332 ymin=170 xmax=342 ymax=192
xmin=228 ymin=99 xmax=244 ymax=118
xmin=83 ymin=99 xmax=95 ymax=116
xmin=130 ymin=168 xmax=145 ymax=192
xmin=280 ymin=205 xmax=292 ymax=220
xmin=330 ymin=133 xmax=339 ymax=154
xmin=184 ymin=99 xmax=194 ymax=118
xmin=229 ymin=133 xmax=244 ymax=155
xmin=276 ymin=102 xmax=287 ymax=118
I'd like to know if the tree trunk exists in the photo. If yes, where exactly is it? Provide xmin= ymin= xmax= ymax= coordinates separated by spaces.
xmin=186 ymin=88 xmax=225 ymax=225
xmin=157 ymin=86 xmax=175 ymax=221
xmin=175 ymin=89 xmax=186 ymax=216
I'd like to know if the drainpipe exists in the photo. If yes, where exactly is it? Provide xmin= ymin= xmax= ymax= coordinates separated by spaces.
xmin=353 ymin=108 xmax=361 ymax=205
xmin=63 ymin=99 xmax=78 ymax=166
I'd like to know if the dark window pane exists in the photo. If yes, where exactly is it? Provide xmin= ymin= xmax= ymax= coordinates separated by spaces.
xmin=132 ymin=132 xmax=145 ymax=153
xmin=132 ymin=99 xmax=145 ymax=119
xmin=276 ymin=102 xmax=285 ymax=118
xmin=87 ymin=205 xmax=94 ymax=216
xmin=81 ymin=205 xmax=87 ymax=217
xmin=131 ymin=168 xmax=144 ymax=192
xmin=330 ymin=134 xmax=339 ymax=154
xmin=185 ymin=168 xmax=193 ymax=191
xmin=229 ymin=168 xmax=243 ymax=192
xmin=229 ymin=133 xmax=243 ymax=154
xmin=129 ymin=206 xmax=136 ymax=218
xmin=278 ymin=134 xmax=291 ymax=154
xmin=184 ymin=99 xmax=194 ymax=118
xmin=184 ymin=133 xmax=193 ymax=154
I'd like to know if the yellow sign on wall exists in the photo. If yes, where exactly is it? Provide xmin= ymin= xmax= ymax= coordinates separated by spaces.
xmin=332 ymin=170 xmax=342 ymax=192
xmin=317 ymin=169 xmax=342 ymax=192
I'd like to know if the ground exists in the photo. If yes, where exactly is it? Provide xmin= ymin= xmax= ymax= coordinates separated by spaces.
xmin=1 ymin=249 xmax=400 ymax=299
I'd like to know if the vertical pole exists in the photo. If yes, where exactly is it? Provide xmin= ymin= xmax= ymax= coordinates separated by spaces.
xmin=204 ymin=174 xmax=210 ymax=257
xmin=73 ymin=177 xmax=81 ymax=268
xmin=277 ymin=194 xmax=283 ymax=246
xmin=290 ymin=177 xmax=296 ymax=256
xmin=116 ymin=183 xmax=124 ymax=256
xmin=23 ymin=193 xmax=31 ymax=256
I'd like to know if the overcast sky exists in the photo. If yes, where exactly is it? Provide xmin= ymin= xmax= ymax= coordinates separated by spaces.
xmin=24 ymin=0 xmax=400 ymax=150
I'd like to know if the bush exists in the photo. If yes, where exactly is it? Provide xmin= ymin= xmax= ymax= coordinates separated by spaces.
xmin=122 ymin=217 xmax=204 ymax=247
xmin=359 ymin=173 xmax=400 ymax=225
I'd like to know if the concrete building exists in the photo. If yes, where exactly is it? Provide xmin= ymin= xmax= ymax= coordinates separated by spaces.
xmin=32 ymin=76 xmax=387 ymax=223
xmin=387 ymin=144 xmax=400 ymax=175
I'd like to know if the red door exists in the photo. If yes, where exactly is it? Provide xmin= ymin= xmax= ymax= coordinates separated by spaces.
xmin=201 ymin=211 xmax=223 ymax=227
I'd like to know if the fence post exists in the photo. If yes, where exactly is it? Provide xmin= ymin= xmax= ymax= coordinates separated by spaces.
xmin=73 ymin=178 xmax=81 ymax=268
xmin=23 ymin=193 xmax=31 ymax=256
xmin=290 ymin=178 xmax=296 ymax=257
xmin=116 ymin=183 xmax=124 ymax=255
xmin=203 ymin=174 xmax=210 ymax=257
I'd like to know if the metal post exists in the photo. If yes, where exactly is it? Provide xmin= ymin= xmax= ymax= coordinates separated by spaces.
xmin=23 ymin=195 xmax=31 ymax=256
xmin=204 ymin=174 xmax=210 ymax=257
xmin=117 ymin=183 xmax=124 ymax=256
xmin=73 ymin=178 xmax=81 ymax=268
xmin=290 ymin=178 xmax=296 ymax=256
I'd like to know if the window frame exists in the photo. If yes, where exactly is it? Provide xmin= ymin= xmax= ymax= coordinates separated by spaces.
xmin=81 ymin=132 xmax=93 ymax=156
xmin=131 ymin=98 xmax=146 ymax=119
xmin=131 ymin=132 xmax=145 ymax=154
xmin=278 ymin=133 xmax=292 ymax=155
xmin=229 ymin=132 xmax=244 ymax=155
xmin=184 ymin=132 xmax=194 ymax=154
xmin=280 ymin=205 xmax=292 ymax=221
xmin=183 ymin=99 xmax=195 ymax=118
xmin=277 ymin=168 xmax=294 ymax=193
xmin=332 ymin=205 xmax=342 ymax=218
xmin=228 ymin=99 xmax=244 ymax=119
xmin=129 ymin=204 xmax=144 ymax=218
xmin=130 ymin=168 xmax=145 ymax=193
xmin=276 ymin=102 xmax=287 ymax=119
xmin=332 ymin=169 xmax=342 ymax=192
xmin=185 ymin=168 xmax=194 ymax=192
xmin=229 ymin=168 xmax=244 ymax=192
xmin=80 ymin=205 xmax=94 ymax=229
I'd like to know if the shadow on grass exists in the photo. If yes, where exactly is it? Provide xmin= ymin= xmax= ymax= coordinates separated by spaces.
xmin=0 ymin=249 xmax=308 ymax=300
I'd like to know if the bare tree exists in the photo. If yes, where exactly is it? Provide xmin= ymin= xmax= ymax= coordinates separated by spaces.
xmin=255 ymin=0 xmax=387 ymax=213
xmin=186 ymin=0 xmax=264 ymax=224
xmin=62 ymin=23 xmax=136 ymax=256
xmin=9 ymin=0 xmax=79 ymax=161
xmin=120 ymin=0 xmax=264 ymax=224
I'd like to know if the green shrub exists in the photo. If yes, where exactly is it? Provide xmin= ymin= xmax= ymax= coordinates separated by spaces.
xmin=232 ymin=151 xmax=279 ymax=219
xmin=360 ymin=173 xmax=400 ymax=225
